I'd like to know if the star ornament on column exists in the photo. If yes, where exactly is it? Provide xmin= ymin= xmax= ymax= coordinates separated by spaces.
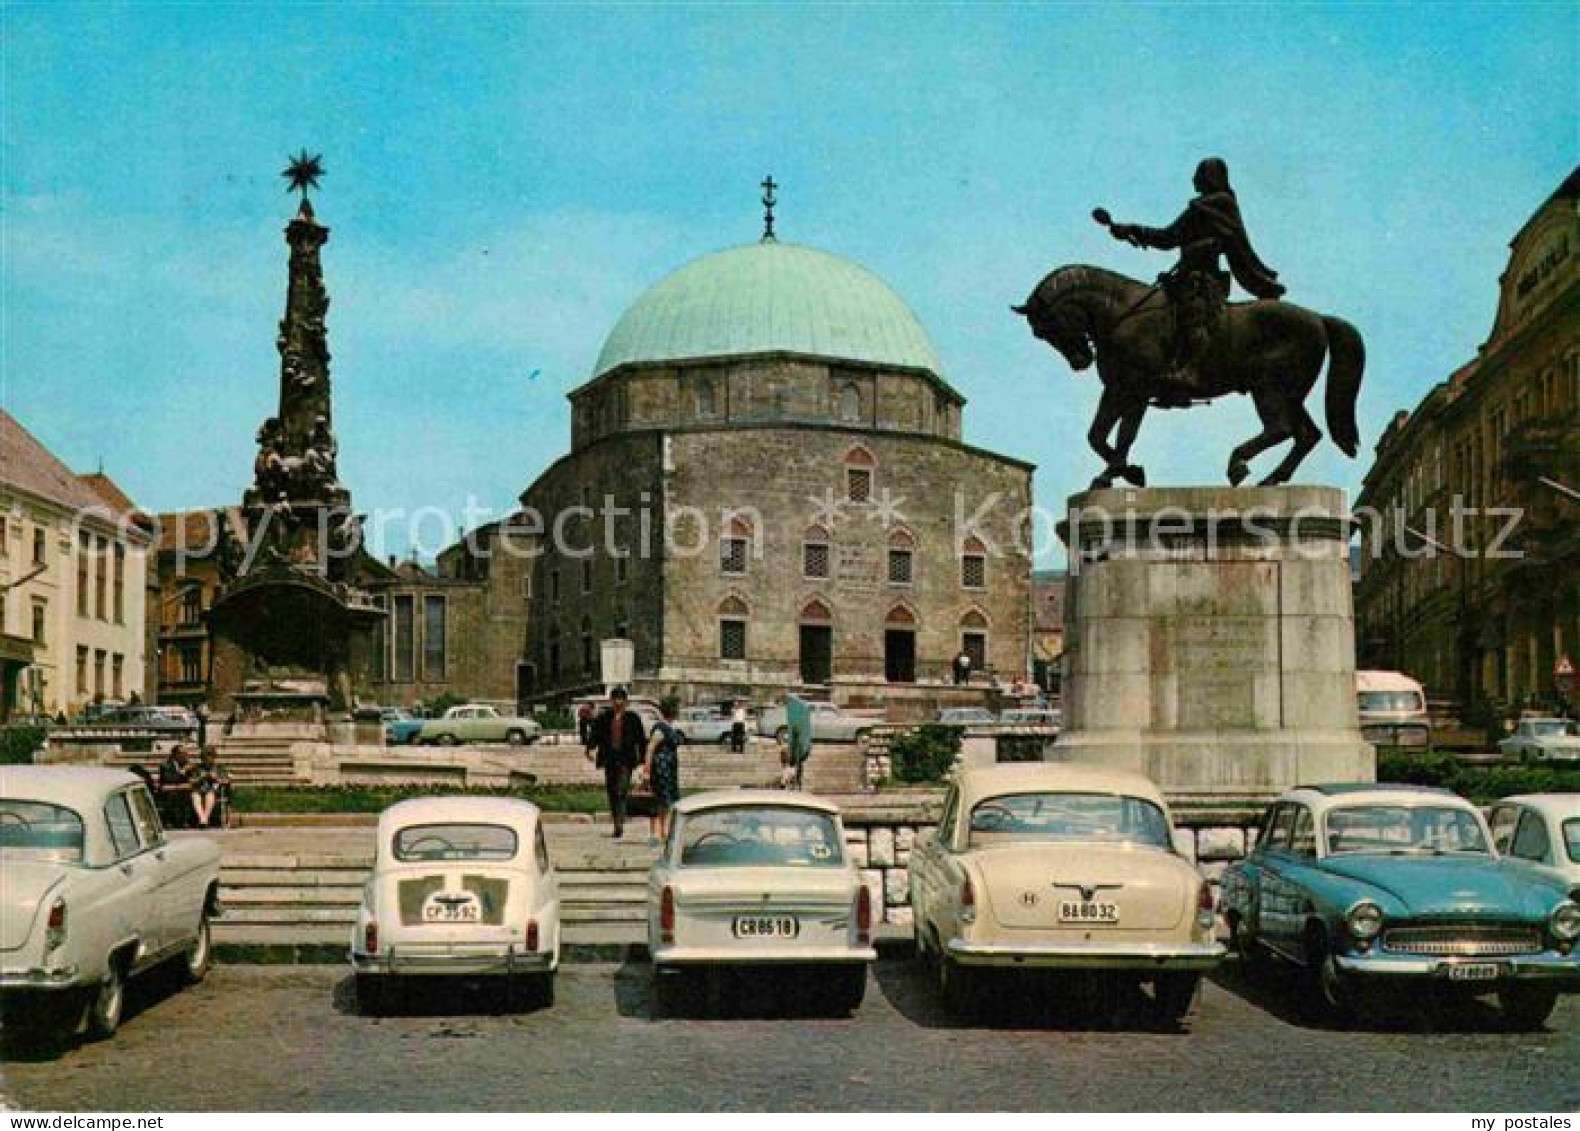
xmin=282 ymin=151 xmax=325 ymax=201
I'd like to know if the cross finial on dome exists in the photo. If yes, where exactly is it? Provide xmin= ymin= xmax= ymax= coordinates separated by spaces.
xmin=760 ymin=175 xmax=778 ymax=243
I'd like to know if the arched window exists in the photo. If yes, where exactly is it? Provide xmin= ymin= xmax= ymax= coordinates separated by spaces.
xmin=845 ymin=446 xmax=876 ymax=503
xmin=803 ymin=524 xmax=830 ymax=580
xmin=721 ymin=514 xmax=755 ymax=576
xmin=960 ymin=535 xmax=988 ymax=590
xmin=959 ymin=609 xmax=989 ymax=674
xmin=718 ymin=595 xmax=749 ymax=661
xmin=887 ymin=528 xmax=915 ymax=586
xmin=799 ymin=597 xmax=833 ymax=623
xmin=884 ymin=602 xmax=917 ymax=627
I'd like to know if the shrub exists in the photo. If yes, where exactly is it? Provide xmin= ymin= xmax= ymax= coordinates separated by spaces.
xmin=0 ymin=726 xmax=47 ymax=765
xmin=1377 ymin=752 xmax=1580 ymax=804
xmin=889 ymin=724 xmax=961 ymax=784
xmin=535 ymin=708 xmax=577 ymax=733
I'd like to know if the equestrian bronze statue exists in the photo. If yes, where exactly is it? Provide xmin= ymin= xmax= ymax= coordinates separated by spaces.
xmin=1014 ymin=158 xmax=1364 ymax=488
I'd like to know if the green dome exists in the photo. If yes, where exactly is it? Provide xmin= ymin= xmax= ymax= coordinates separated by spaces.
xmin=593 ymin=241 xmax=944 ymax=378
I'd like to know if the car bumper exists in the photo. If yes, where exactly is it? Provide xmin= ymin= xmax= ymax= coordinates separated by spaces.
xmin=946 ymin=938 xmax=1226 ymax=971
xmin=0 ymin=965 xmax=89 ymax=992
xmin=351 ymin=944 xmax=554 ymax=977
xmin=653 ymin=945 xmax=877 ymax=967
xmin=1333 ymin=950 xmax=1580 ymax=987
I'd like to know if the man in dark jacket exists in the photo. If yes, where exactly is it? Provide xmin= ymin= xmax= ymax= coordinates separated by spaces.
xmin=584 ymin=687 xmax=646 ymax=838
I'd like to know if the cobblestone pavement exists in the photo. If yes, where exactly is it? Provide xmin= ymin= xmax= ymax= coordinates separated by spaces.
xmin=3 ymin=960 xmax=1576 ymax=1112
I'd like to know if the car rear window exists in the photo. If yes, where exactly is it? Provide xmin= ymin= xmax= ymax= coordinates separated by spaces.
xmin=0 ymin=800 xmax=85 ymax=863
xmin=967 ymin=792 xmax=1171 ymax=849
xmin=1565 ymin=819 xmax=1579 ymax=865
xmin=679 ymin=806 xmax=843 ymax=867
xmin=393 ymin=822 xmax=518 ymax=862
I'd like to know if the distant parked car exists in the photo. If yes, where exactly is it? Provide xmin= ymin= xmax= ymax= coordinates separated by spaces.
xmin=380 ymin=708 xmax=425 ymax=746
xmin=909 ymin=763 xmax=1222 ymax=1022
xmin=1221 ymin=783 xmax=1580 ymax=1028
xmin=1355 ymin=670 xmax=1431 ymax=748
xmin=351 ymin=796 xmax=559 ymax=1013
xmin=999 ymin=707 xmax=1063 ymax=730
xmin=936 ymin=707 xmax=998 ymax=726
xmin=1498 ymin=718 xmax=1580 ymax=763
xmin=647 ymin=790 xmax=874 ymax=1015
xmin=91 ymin=706 xmax=197 ymax=732
xmin=0 ymin=766 xmax=221 ymax=1043
xmin=1489 ymin=794 xmax=1580 ymax=891
xmin=419 ymin=704 xmax=541 ymax=746
xmin=675 ymin=707 xmax=736 ymax=745
xmin=757 ymin=701 xmax=874 ymax=745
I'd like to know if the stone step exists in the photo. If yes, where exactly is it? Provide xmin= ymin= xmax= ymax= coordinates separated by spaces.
xmin=221 ymin=906 xmax=358 ymax=925
xmin=560 ymin=906 xmax=647 ymax=924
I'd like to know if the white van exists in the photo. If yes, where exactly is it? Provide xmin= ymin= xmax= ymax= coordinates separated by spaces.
xmin=1355 ymin=670 xmax=1431 ymax=748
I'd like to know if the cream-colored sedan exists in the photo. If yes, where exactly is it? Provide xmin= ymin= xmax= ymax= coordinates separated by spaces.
xmin=910 ymin=764 xmax=1223 ymax=1021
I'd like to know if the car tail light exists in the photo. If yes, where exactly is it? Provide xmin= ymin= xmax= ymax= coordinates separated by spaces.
xmin=526 ymin=919 xmax=540 ymax=952
xmin=960 ymin=876 xmax=976 ymax=924
xmin=45 ymin=897 xmax=66 ymax=951
xmin=363 ymin=921 xmax=379 ymax=954
xmin=855 ymin=884 xmax=872 ymax=945
xmin=1196 ymin=882 xmax=1216 ymax=930
xmin=660 ymin=886 xmax=675 ymax=944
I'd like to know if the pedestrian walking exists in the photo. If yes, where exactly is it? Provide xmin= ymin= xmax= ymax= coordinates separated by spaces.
xmin=577 ymin=700 xmax=593 ymax=746
xmin=730 ymin=701 xmax=747 ymax=753
xmin=644 ymin=697 xmax=682 ymax=844
xmin=584 ymin=686 xmax=646 ymax=839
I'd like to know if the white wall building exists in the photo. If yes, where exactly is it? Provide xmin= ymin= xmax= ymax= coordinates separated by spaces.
xmin=0 ymin=410 xmax=152 ymax=720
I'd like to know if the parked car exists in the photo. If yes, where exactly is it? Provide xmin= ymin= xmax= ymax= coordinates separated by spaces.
xmin=418 ymin=704 xmax=541 ymax=746
xmin=1498 ymin=717 xmax=1580 ymax=762
xmin=937 ymin=707 xmax=998 ymax=726
xmin=1000 ymin=707 xmax=1063 ymax=730
xmin=1355 ymin=670 xmax=1431 ymax=749
xmin=380 ymin=708 xmax=425 ymax=746
xmin=91 ymin=706 xmax=197 ymax=732
xmin=909 ymin=764 xmax=1222 ymax=1022
xmin=1489 ymin=794 xmax=1580 ymax=891
xmin=757 ymin=701 xmax=875 ymax=744
xmin=675 ymin=707 xmax=736 ymax=745
xmin=647 ymin=790 xmax=874 ymax=1015
xmin=0 ymin=766 xmax=221 ymax=1042
xmin=1220 ymin=783 xmax=1580 ymax=1027
xmin=351 ymin=796 xmax=559 ymax=1013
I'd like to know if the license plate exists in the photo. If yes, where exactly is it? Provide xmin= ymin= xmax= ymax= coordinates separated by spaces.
xmin=1058 ymin=900 xmax=1120 ymax=924
xmin=1443 ymin=962 xmax=1500 ymax=982
xmin=422 ymin=896 xmax=480 ymax=923
xmin=733 ymin=915 xmax=798 ymax=939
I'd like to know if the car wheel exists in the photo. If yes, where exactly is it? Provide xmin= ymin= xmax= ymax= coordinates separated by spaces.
xmin=1498 ymin=984 xmax=1558 ymax=1030
xmin=355 ymin=974 xmax=389 ymax=1015
xmin=653 ymin=969 xmax=691 ymax=1018
xmin=938 ymin=954 xmax=978 ymax=1017
xmin=826 ymin=966 xmax=867 ymax=1015
xmin=506 ymin=729 xmax=527 ymax=746
xmin=184 ymin=912 xmax=212 ymax=984
xmin=437 ymin=734 xmax=457 ymax=747
xmin=1152 ymin=972 xmax=1200 ymax=1025
xmin=85 ymin=963 xmax=125 ymax=1039
xmin=775 ymin=726 xmax=790 ymax=744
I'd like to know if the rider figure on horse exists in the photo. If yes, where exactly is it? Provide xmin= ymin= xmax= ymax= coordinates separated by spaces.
xmin=1105 ymin=158 xmax=1286 ymax=401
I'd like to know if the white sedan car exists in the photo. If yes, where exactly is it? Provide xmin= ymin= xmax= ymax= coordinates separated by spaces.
xmin=910 ymin=764 xmax=1223 ymax=1022
xmin=1499 ymin=718 xmax=1580 ymax=762
xmin=351 ymin=796 xmax=559 ymax=1013
xmin=0 ymin=766 xmax=220 ymax=1043
xmin=1490 ymin=793 xmax=1580 ymax=890
xmin=648 ymin=790 xmax=876 ymax=1014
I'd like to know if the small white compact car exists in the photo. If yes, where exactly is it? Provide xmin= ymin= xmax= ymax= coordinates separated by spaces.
xmin=351 ymin=796 xmax=559 ymax=1012
xmin=0 ymin=766 xmax=220 ymax=1042
xmin=648 ymin=790 xmax=876 ymax=1014
xmin=910 ymin=764 xmax=1223 ymax=1021
xmin=1498 ymin=718 xmax=1580 ymax=762
xmin=1490 ymin=793 xmax=1580 ymax=890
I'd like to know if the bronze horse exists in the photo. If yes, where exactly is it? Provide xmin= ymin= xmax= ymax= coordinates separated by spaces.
xmin=1013 ymin=265 xmax=1364 ymax=488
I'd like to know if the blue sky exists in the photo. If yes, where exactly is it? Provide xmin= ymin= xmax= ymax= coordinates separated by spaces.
xmin=3 ymin=3 xmax=1574 ymax=564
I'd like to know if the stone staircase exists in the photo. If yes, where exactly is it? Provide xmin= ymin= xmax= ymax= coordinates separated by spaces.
xmin=102 ymin=737 xmax=299 ymax=786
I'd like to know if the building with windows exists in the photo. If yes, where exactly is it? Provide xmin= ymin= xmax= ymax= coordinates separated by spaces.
xmin=1355 ymin=168 xmax=1579 ymax=711
xmin=0 ymin=410 xmax=152 ymax=719
xmin=519 ymin=237 xmax=1035 ymax=708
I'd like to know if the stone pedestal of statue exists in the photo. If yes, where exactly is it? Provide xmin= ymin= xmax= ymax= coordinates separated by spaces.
xmin=1055 ymin=485 xmax=1374 ymax=801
